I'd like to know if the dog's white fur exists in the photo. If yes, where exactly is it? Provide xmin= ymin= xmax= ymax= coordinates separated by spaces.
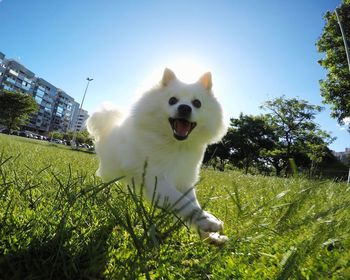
xmin=87 ymin=69 xmax=228 ymax=244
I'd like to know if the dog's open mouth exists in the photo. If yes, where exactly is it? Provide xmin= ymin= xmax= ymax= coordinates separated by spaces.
xmin=169 ymin=118 xmax=197 ymax=141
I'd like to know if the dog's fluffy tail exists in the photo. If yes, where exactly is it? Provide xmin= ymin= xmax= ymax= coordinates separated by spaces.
xmin=87 ymin=105 xmax=123 ymax=142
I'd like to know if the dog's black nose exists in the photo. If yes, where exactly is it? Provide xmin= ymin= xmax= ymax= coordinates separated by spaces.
xmin=177 ymin=104 xmax=192 ymax=118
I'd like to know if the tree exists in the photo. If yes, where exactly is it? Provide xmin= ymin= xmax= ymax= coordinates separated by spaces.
xmin=48 ymin=130 xmax=93 ymax=146
xmin=261 ymin=96 xmax=334 ymax=176
xmin=77 ymin=129 xmax=93 ymax=146
xmin=0 ymin=90 xmax=38 ymax=133
xmin=226 ymin=114 xmax=276 ymax=174
xmin=49 ymin=131 xmax=63 ymax=140
xmin=203 ymin=140 xmax=230 ymax=171
xmin=317 ymin=0 xmax=350 ymax=130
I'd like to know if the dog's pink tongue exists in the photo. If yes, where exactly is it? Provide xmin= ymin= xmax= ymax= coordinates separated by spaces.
xmin=175 ymin=120 xmax=191 ymax=136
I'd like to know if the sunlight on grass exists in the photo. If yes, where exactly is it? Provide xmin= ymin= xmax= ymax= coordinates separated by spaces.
xmin=0 ymin=134 xmax=349 ymax=279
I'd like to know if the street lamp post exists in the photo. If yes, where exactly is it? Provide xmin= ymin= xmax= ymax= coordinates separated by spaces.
xmin=71 ymin=77 xmax=93 ymax=149
xmin=336 ymin=7 xmax=350 ymax=184
xmin=335 ymin=7 xmax=350 ymax=74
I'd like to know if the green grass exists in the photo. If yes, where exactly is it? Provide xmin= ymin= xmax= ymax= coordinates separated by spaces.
xmin=0 ymin=134 xmax=349 ymax=279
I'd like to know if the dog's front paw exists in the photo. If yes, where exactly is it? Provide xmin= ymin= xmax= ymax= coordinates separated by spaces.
xmin=196 ymin=211 xmax=224 ymax=233
xmin=199 ymin=230 xmax=229 ymax=245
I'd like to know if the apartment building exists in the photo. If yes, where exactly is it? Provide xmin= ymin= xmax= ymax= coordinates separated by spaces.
xmin=333 ymin=148 xmax=350 ymax=164
xmin=0 ymin=52 xmax=5 ymax=75
xmin=68 ymin=101 xmax=80 ymax=131
xmin=0 ymin=55 xmax=35 ymax=94
xmin=29 ymin=78 xmax=56 ymax=132
xmin=73 ymin=108 xmax=89 ymax=132
xmin=50 ymin=89 xmax=76 ymax=132
xmin=0 ymin=52 xmax=88 ymax=133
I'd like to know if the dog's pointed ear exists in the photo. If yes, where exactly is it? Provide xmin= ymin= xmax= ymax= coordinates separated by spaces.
xmin=198 ymin=72 xmax=212 ymax=91
xmin=161 ymin=68 xmax=176 ymax=86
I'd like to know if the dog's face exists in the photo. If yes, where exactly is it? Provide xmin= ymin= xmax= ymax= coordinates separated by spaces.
xmin=163 ymin=68 xmax=213 ymax=141
xmin=133 ymin=68 xmax=227 ymax=145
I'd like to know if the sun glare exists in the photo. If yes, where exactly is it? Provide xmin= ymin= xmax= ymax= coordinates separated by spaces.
xmin=166 ymin=58 xmax=210 ymax=83
xmin=136 ymin=57 xmax=211 ymax=97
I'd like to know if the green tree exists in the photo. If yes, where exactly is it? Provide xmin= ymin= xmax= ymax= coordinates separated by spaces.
xmin=226 ymin=114 xmax=276 ymax=174
xmin=261 ymin=96 xmax=334 ymax=176
xmin=0 ymin=90 xmax=38 ymax=133
xmin=317 ymin=0 xmax=350 ymax=130
xmin=62 ymin=131 xmax=74 ymax=142
xmin=49 ymin=131 xmax=63 ymax=140
xmin=203 ymin=140 xmax=230 ymax=171
xmin=77 ymin=130 xmax=93 ymax=146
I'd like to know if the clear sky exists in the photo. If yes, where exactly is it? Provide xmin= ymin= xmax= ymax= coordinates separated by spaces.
xmin=0 ymin=0 xmax=349 ymax=151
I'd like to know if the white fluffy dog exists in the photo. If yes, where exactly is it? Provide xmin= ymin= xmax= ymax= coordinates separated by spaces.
xmin=87 ymin=68 xmax=228 ymax=244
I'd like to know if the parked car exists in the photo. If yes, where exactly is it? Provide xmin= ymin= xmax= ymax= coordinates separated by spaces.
xmin=18 ymin=131 xmax=28 ymax=137
xmin=0 ymin=128 xmax=10 ymax=134
xmin=51 ymin=139 xmax=63 ymax=144
xmin=0 ymin=128 xmax=19 ymax=135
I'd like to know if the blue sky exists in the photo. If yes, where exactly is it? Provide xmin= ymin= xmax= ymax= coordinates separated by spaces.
xmin=0 ymin=0 xmax=349 ymax=151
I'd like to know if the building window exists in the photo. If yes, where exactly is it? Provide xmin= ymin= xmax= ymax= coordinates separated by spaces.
xmin=36 ymin=88 xmax=45 ymax=98
xmin=35 ymin=96 xmax=43 ymax=104
xmin=9 ymin=69 xmax=19 ymax=77
xmin=3 ymin=84 xmax=13 ymax=91
xmin=6 ymin=77 xmax=16 ymax=84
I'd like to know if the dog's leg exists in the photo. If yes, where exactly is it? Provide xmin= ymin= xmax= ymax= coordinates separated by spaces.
xmin=185 ymin=188 xmax=229 ymax=245
xmin=145 ymin=178 xmax=224 ymax=234
xmin=184 ymin=188 xmax=225 ymax=231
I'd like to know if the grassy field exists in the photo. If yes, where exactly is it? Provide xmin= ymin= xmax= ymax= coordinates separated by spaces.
xmin=0 ymin=134 xmax=349 ymax=279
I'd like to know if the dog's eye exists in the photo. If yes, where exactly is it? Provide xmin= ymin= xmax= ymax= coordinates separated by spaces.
xmin=192 ymin=99 xmax=201 ymax=108
xmin=168 ymin=97 xmax=178 ymax=105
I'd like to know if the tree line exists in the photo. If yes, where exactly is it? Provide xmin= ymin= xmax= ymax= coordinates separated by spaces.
xmin=204 ymin=96 xmax=349 ymax=180
xmin=0 ymin=90 xmax=348 ymax=178
xmin=0 ymin=89 xmax=92 ymax=146
xmin=49 ymin=130 xmax=93 ymax=146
